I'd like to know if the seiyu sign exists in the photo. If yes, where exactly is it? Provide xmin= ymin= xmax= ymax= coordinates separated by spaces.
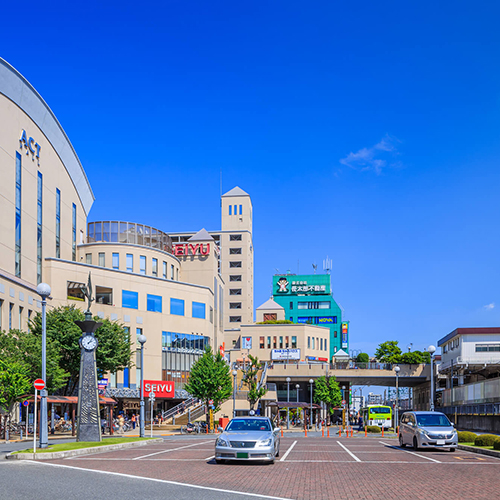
xmin=271 ymin=349 xmax=301 ymax=361
xmin=143 ymin=380 xmax=174 ymax=398
xmin=173 ymin=243 xmax=210 ymax=257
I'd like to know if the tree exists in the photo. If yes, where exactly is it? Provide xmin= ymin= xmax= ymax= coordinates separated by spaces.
xmin=184 ymin=346 xmax=232 ymax=416
xmin=313 ymin=375 xmax=342 ymax=423
xmin=401 ymin=350 xmax=431 ymax=364
xmin=375 ymin=341 xmax=402 ymax=363
xmin=28 ymin=305 xmax=132 ymax=395
xmin=356 ymin=353 xmax=370 ymax=363
xmin=241 ymin=354 xmax=268 ymax=410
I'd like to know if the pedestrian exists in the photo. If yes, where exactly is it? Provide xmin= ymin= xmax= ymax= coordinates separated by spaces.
xmin=131 ymin=413 xmax=136 ymax=429
xmin=118 ymin=414 xmax=125 ymax=434
xmin=358 ymin=415 xmax=364 ymax=432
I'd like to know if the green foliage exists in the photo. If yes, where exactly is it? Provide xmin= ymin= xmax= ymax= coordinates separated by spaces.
xmin=374 ymin=341 xmax=402 ymax=363
xmin=366 ymin=425 xmax=382 ymax=433
xmin=474 ymin=434 xmax=500 ymax=447
xmin=256 ymin=320 xmax=294 ymax=324
xmin=313 ymin=375 xmax=341 ymax=417
xmin=493 ymin=440 xmax=500 ymax=451
xmin=0 ymin=359 xmax=32 ymax=417
xmin=356 ymin=353 xmax=370 ymax=363
xmin=457 ymin=431 xmax=478 ymax=443
xmin=184 ymin=346 xmax=232 ymax=413
xmin=241 ymin=354 xmax=268 ymax=410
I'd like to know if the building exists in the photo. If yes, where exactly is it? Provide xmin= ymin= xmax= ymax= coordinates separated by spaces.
xmin=0 ymin=57 xmax=253 ymax=414
xmin=271 ymin=273 xmax=347 ymax=360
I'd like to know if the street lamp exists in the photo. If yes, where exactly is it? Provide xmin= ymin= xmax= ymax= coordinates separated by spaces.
xmin=309 ymin=379 xmax=314 ymax=430
xmin=36 ymin=282 xmax=51 ymax=449
xmin=296 ymin=384 xmax=300 ymax=403
xmin=394 ymin=366 xmax=400 ymax=431
xmin=138 ymin=334 xmax=147 ymax=437
xmin=428 ymin=345 xmax=436 ymax=411
xmin=286 ymin=377 xmax=291 ymax=430
xmin=342 ymin=385 xmax=346 ymax=429
xmin=232 ymin=370 xmax=238 ymax=418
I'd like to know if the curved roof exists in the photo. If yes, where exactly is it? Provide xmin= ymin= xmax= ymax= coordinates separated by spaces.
xmin=0 ymin=58 xmax=94 ymax=215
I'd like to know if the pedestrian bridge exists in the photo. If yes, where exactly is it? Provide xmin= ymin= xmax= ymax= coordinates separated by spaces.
xmin=266 ymin=362 xmax=430 ymax=387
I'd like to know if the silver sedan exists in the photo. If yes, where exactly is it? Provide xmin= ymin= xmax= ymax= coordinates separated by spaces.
xmin=215 ymin=417 xmax=281 ymax=464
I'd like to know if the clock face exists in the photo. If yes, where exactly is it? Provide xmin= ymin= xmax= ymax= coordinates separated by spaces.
xmin=82 ymin=335 xmax=97 ymax=351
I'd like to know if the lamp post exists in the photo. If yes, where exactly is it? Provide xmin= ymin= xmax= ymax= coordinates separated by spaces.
xmin=296 ymin=384 xmax=300 ymax=403
xmin=394 ymin=366 xmax=400 ymax=431
xmin=309 ymin=379 xmax=314 ymax=430
xmin=36 ymin=283 xmax=51 ymax=449
xmin=286 ymin=377 xmax=291 ymax=430
xmin=428 ymin=345 xmax=436 ymax=411
xmin=342 ymin=385 xmax=346 ymax=430
xmin=138 ymin=334 xmax=147 ymax=437
xmin=232 ymin=370 xmax=237 ymax=418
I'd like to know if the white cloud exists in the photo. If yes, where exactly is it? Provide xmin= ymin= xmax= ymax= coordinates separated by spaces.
xmin=484 ymin=303 xmax=495 ymax=310
xmin=339 ymin=134 xmax=401 ymax=174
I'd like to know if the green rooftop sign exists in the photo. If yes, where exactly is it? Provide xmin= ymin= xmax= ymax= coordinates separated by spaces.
xmin=273 ymin=274 xmax=331 ymax=296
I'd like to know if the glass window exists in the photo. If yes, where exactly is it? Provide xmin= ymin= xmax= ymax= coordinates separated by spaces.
xmin=229 ymin=234 xmax=242 ymax=241
xmin=290 ymin=302 xmax=293 ymax=309
xmin=273 ymin=336 xmax=277 ymax=349
xmin=320 ymin=338 xmax=323 ymax=350
xmin=147 ymin=294 xmax=162 ymax=313
xmin=170 ymin=298 xmax=185 ymax=316
xmin=230 ymin=275 xmax=242 ymax=281
xmin=229 ymin=289 xmax=242 ymax=295
xmin=112 ymin=253 xmax=119 ymax=270
xmin=86 ymin=253 xmax=92 ymax=264
xmin=37 ymin=172 xmax=43 ymax=284
xmin=15 ymin=153 xmax=22 ymax=277
xmin=234 ymin=205 xmax=237 ymax=215
xmin=98 ymin=252 xmax=105 ymax=267
xmin=324 ymin=339 xmax=327 ymax=352
xmin=55 ymin=188 xmax=61 ymax=258
xmin=163 ymin=261 xmax=167 ymax=279
xmin=308 ymin=337 xmax=311 ymax=348
xmin=267 ymin=336 xmax=271 ymax=349
xmin=126 ymin=253 xmax=133 ymax=272
xmin=229 ymin=205 xmax=232 ymax=215
xmin=230 ymin=302 xmax=242 ymax=309
xmin=229 ymin=248 xmax=242 ymax=254
xmin=312 ymin=338 xmax=315 ymax=349
xmin=229 ymin=316 xmax=241 ymax=322
xmin=279 ymin=336 xmax=283 ymax=348
xmin=285 ymin=336 xmax=289 ymax=348
xmin=192 ymin=302 xmax=206 ymax=319
xmin=171 ymin=264 xmax=174 ymax=280
xmin=122 ymin=290 xmax=139 ymax=309
xmin=259 ymin=337 xmax=265 ymax=348
xmin=140 ymin=255 xmax=146 ymax=275
xmin=230 ymin=261 xmax=242 ymax=268
xmin=334 ymin=331 xmax=338 ymax=338
xmin=292 ymin=336 xmax=297 ymax=349
xmin=152 ymin=258 xmax=158 ymax=276
xmin=72 ymin=203 xmax=76 ymax=261
xmin=239 ymin=205 xmax=242 ymax=215
xmin=96 ymin=286 xmax=112 ymax=305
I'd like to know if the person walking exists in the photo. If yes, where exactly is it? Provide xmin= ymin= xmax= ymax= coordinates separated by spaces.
xmin=118 ymin=414 xmax=125 ymax=434
xmin=131 ymin=414 xmax=136 ymax=430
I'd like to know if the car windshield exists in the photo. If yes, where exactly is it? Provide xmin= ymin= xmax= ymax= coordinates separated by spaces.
xmin=369 ymin=407 xmax=391 ymax=414
xmin=416 ymin=414 xmax=451 ymax=427
xmin=226 ymin=419 xmax=271 ymax=432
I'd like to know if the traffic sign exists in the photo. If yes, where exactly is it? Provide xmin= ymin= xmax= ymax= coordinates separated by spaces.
xmin=34 ymin=379 xmax=45 ymax=390
xmin=149 ymin=392 xmax=156 ymax=402
xmin=22 ymin=400 xmax=29 ymax=407
xmin=209 ymin=399 xmax=213 ymax=405
xmin=341 ymin=399 xmax=346 ymax=405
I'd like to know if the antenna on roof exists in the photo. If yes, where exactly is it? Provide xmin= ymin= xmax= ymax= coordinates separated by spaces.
xmin=275 ymin=268 xmax=280 ymax=275
xmin=323 ymin=256 xmax=332 ymax=274
xmin=312 ymin=263 xmax=317 ymax=274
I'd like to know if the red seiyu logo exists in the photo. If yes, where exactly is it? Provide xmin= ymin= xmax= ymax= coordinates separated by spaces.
xmin=173 ymin=243 xmax=210 ymax=257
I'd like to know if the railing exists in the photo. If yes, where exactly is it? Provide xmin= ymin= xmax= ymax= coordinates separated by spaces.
xmin=442 ymin=378 xmax=500 ymax=406
xmin=162 ymin=397 xmax=197 ymax=421
xmin=439 ymin=357 xmax=500 ymax=371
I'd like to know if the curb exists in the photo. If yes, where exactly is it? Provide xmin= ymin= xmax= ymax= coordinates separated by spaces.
xmin=6 ymin=437 xmax=163 ymax=460
xmin=458 ymin=444 xmax=500 ymax=459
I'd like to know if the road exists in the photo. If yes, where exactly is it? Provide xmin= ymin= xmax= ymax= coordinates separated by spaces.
xmin=2 ymin=435 xmax=499 ymax=499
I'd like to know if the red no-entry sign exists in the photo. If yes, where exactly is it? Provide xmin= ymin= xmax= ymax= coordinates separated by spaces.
xmin=33 ymin=379 xmax=45 ymax=390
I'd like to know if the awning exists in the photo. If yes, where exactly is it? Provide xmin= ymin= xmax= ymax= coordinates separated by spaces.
xmin=22 ymin=395 xmax=117 ymax=405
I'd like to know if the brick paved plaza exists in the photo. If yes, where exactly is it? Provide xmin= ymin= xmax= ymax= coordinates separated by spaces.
xmin=32 ymin=435 xmax=500 ymax=500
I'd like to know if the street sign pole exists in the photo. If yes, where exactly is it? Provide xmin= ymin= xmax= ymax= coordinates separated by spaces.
xmin=33 ymin=389 xmax=37 ymax=455
xmin=149 ymin=392 xmax=155 ymax=438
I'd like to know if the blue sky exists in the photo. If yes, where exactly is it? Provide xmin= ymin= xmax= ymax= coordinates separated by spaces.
xmin=2 ymin=1 xmax=500 ymax=359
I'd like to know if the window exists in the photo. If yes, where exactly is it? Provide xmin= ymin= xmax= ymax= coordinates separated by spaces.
xmin=171 ymin=264 xmax=174 ymax=280
xmin=229 ymin=248 xmax=242 ymax=254
xmin=273 ymin=336 xmax=277 ymax=349
xmin=260 ymin=337 xmax=265 ymax=349
xmin=15 ymin=152 xmax=21 ymax=277
xmin=210 ymin=306 xmax=214 ymax=323
xmin=176 ymin=268 xmax=179 ymax=281
xmin=229 ymin=289 xmax=242 ymax=295
xmin=475 ymin=344 xmax=500 ymax=352
xmin=170 ymin=298 xmax=185 ymax=316
xmin=290 ymin=302 xmax=293 ymax=310
xmin=147 ymin=294 xmax=162 ymax=313
xmin=234 ymin=205 xmax=237 ymax=215
xmin=279 ymin=336 xmax=283 ymax=349
xmin=126 ymin=254 xmax=133 ymax=272
xmin=230 ymin=234 xmax=242 ymax=241
xmin=229 ymin=205 xmax=232 ymax=215
xmin=72 ymin=203 xmax=76 ymax=261
xmin=98 ymin=252 xmax=105 ymax=267
xmin=230 ymin=302 xmax=242 ymax=309
xmin=267 ymin=336 xmax=271 ymax=349
xmin=37 ymin=172 xmax=43 ymax=284
xmin=334 ymin=331 xmax=338 ymax=338
xmin=263 ymin=313 xmax=277 ymax=321
xmin=308 ymin=337 xmax=310 ymax=348
xmin=55 ymin=188 xmax=61 ymax=258
xmin=239 ymin=205 xmax=242 ymax=215
xmin=285 ymin=336 xmax=289 ymax=348
xmin=291 ymin=336 xmax=297 ymax=349
xmin=192 ymin=301 xmax=206 ymax=319
xmin=122 ymin=290 xmax=139 ymax=309
xmin=86 ymin=253 xmax=92 ymax=264
xmin=320 ymin=338 xmax=323 ymax=350
xmin=230 ymin=275 xmax=242 ymax=281
xmin=9 ymin=303 xmax=13 ymax=330
xmin=163 ymin=261 xmax=167 ymax=279
xmin=298 ymin=301 xmax=331 ymax=310
xmin=229 ymin=316 xmax=241 ymax=323
xmin=140 ymin=256 xmax=146 ymax=275
xmin=112 ymin=253 xmax=119 ymax=270
xmin=152 ymin=258 xmax=158 ymax=277
xmin=312 ymin=338 xmax=315 ymax=349
xmin=19 ymin=306 xmax=23 ymax=329
xmin=230 ymin=261 xmax=242 ymax=268
xmin=96 ymin=286 xmax=112 ymax=305
xmin=67 ymin=281 xmax=85 ymax=301
xmin=324 ymin=340 xmax=327 ymax=352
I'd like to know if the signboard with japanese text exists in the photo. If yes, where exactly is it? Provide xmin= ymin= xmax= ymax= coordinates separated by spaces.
xmin=242 ymin=337 xmax=252 ymax=349
xmin=271 ymin=348 xmax=301 ymax=361
xmin=143 ymin=380 xmax=174 ymax=398
xmin=341 ymin=322 xmax=349 ymax=348
xmin=273 ymin=274 xmax=331 ymax=296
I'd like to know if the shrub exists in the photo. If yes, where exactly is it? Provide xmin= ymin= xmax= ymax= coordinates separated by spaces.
xmin=493 ymin=440 xmax=500 ymax=451
xmin=366 ymin=425 xmax=382 ymax=433
xmin=457 ymin=431 xmax=478 ymax=443
xmin=474 ymin=434 xmax=500 ymax=447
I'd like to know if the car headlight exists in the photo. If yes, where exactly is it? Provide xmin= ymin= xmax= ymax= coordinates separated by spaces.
xmin=418 ymin=429 xmax=430 ymax=438
xmin=256 ymin=438 xmax=273 ymax=447
xmin=216 ymin=436 xmax=230 ymax=447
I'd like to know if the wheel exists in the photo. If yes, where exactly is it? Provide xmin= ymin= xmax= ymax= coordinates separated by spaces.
xmin=413 ymin=437 xmax=419 ymax=451
xmin=215 ymin=459 xmax=225 ymax=464
xmin=399 ymin=434 xmax=406 ymax=448
xmin=449 ymin=447 xmax=456 ymax=453
xmin=275 ymin=445 xmax=280 ymax=457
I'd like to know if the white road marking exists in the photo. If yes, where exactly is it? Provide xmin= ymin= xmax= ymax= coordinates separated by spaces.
xmin=205 ymin=455 xmax=215 ymax=461
xmin=337 ymin=441 xmax=361 ymax=462
xmin=379 ymin=441 xmax=441 ymax=463
xmin=280 ymin=440 xmax=297 ymax=462
xmin=23 ymin=461 xmax=293 ymax=500
xmin=133 ymin=440 xmax=213 ymax=460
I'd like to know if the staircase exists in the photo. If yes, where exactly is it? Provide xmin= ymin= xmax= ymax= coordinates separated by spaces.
xmin=162 ymin=398 xmax=206 ymax=424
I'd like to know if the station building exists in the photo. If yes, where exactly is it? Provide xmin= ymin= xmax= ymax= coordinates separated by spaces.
xmin=0 ymin=57 xmax=252 ymax=414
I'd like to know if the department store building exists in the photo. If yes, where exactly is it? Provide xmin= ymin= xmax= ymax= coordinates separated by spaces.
xmin=0 ymin=58 xmax=253 ymax=412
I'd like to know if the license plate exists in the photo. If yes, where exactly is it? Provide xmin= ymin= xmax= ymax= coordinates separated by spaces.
xmin=236 ymin=452 xmax=248 ymax=458
xmin=436 ymin=440 xmax=446 ymax=445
